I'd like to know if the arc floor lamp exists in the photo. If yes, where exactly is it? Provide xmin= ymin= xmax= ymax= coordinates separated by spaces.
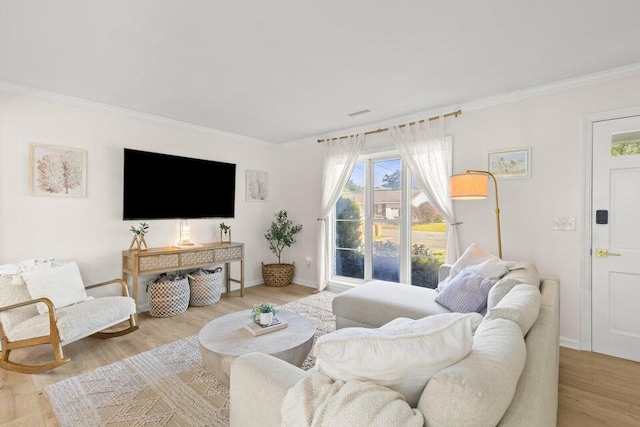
xmin=450 ymin=170 xmax=503 ymax=259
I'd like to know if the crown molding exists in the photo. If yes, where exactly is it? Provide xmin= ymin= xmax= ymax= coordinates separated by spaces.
xmin=0 ymin=81 xmax=275 ymax=147
xmin=4 ymin=61 xmax=640 ymax=148
xmin=303 ymin=62 xmax=640 ymax=147
xmin=461 ymin=61 xmax=640 ymax=112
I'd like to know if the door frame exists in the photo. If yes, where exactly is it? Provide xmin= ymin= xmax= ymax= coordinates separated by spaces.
xmin=580 ymin=105 xmax=640 ymax=351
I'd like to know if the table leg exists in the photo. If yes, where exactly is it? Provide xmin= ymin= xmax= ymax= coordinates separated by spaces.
xmin=240 ymin=258 xmax=244 ymax=297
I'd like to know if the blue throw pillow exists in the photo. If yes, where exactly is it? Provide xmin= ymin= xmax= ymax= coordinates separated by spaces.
xmin=435 ymin=268 xmax=498 ymax=313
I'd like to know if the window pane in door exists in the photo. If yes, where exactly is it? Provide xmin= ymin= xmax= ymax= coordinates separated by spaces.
xmin=371 ymin=159 xmax=400 ymax=282
xmin=373 ymin=159 xmax=401 ymax=219
xmin=372 ymin=221 xmax=399 ymax=282
xmin=611 ymin=131 xmax=640 ymax=157
xmin=410 ymin=186 xmax=446 ymax=288
xmin=335 ymin=162 xmax=364 ymax=279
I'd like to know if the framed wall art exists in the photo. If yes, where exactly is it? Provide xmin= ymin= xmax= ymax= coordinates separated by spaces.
xmin=246 ymin=169 xmax=268 ymax=202
xmin=29 ymin=143 xmax=87 ymax=197
xmin=487 ymin=147 xmax=531 ymax=179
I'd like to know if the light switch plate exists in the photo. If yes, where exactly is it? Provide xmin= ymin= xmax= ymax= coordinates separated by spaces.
xmin=552 ymin=217 xmax=576 ymax=231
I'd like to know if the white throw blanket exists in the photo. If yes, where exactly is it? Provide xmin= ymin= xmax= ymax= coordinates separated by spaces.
xmin=281 ymin=372 xmax=424 ymax=427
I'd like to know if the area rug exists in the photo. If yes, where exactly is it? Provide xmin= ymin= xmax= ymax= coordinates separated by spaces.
xmin=44 ymin=291 xmax=338 ymax=427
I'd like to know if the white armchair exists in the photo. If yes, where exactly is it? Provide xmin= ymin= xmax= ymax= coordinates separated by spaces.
xmin=0 ymin=261 xmax=138 ymax=374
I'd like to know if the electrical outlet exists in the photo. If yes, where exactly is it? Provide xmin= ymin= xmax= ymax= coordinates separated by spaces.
xmin=552 ymin=217 xmax=576 ymax=231
xmin=305 ymin=257 xmax=312 ymax=268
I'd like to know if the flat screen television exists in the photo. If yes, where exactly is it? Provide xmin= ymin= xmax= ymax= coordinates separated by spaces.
xmin=123 ymin=148 xmax=236 ymax=220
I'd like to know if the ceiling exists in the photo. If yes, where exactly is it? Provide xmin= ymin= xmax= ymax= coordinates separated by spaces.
xmin=2 ymin=1 xmax=640 ymax=144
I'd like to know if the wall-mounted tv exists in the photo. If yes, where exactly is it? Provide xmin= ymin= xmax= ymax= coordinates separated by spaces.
xmin=123 ymin=148 xmax=236 ymax=220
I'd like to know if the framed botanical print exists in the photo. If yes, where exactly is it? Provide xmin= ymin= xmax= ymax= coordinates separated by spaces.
xmin=29 ymin=143 xmax=87 ymax=197
xmin=246 ymin=169 xmax=268 ymax=202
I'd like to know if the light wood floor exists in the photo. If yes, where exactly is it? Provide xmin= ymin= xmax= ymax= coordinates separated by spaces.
xmin=2 ymin=284 xmax=640 ymax=426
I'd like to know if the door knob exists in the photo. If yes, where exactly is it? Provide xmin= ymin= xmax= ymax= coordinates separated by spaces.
xmin=596 ymin=248 xmax=621 ymax=257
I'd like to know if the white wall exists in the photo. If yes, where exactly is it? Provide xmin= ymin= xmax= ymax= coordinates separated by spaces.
xmin=448 ymin=75 xmax=640 ymax=347
xmin=3 ymin=73 xmax=640 ymax=346
xmin=0 ymin=90 xmax=288 ymax=309
xmin=277 ymin=74 xmax=640 ymax=348
xmin=273 ymin=142 xmax=325 ymax=286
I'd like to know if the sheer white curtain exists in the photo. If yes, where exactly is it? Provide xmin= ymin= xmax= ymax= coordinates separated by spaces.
xmin=390 ymin=117 xmax=461 ymax=263
xmin=317 ymin=134 xmax=364 ymax=291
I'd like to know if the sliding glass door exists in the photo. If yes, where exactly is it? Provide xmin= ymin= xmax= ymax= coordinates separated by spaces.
xmin=333 ymin=152 xmax=446 ymax=288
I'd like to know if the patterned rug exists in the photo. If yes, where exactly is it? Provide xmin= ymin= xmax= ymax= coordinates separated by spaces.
xmin=44 ymin=291 xmax=338 ymax=427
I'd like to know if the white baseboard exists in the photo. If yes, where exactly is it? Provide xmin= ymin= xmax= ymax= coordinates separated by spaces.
xmin=560 ymin=336 xmax=580 ymax=350
xmin=291 ymin=277 xmax=316 ymax=288
xmin=326 ymin=282 xmax=354 ymax=294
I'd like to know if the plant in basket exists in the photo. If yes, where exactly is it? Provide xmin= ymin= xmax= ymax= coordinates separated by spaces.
xmin=263 ymin=210 xmax=302 ymax=287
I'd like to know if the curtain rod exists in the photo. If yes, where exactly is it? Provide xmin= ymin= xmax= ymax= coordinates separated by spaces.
xmin=316 ymin=109 xmax=462 ymax=143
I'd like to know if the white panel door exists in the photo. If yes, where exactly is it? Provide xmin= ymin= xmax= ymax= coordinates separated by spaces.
xmin=592 ymin=116 xmax=640 ymax=361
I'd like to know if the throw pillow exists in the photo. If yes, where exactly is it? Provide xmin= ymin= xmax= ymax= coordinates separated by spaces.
xmin=313 ymin=312 xmax=482 ymax=407
xmin=435 ymin=268 xmax=498 ymax=313
xmin=484 ymin=284 xmax=542 ymax=336
xmin=0 ymin=263 xmax=21 ymax=275
xmin=437 ymin=242 xmax=511 ymax=292
xmin=22 ymin=261 xmax=88 ymax=314
xmin=0 ymin=274 xmax=39 ymax=332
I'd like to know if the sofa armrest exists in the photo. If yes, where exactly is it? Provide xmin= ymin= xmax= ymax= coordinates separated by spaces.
xmin=438 ymin=264 xmax=452 ymax=282
xmin=230 ymin=352 xmax=311 ymax=427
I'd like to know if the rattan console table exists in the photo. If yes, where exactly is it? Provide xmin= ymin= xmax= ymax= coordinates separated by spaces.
xmin=122 ymin=242 xmax=244 ymax=309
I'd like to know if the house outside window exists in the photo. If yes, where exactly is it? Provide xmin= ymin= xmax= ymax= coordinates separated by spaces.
xmin=332 ymin=150 xmax=448 ymax=288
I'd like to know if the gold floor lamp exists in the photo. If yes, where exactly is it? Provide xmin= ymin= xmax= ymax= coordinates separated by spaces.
xmin=450 ymin=170 xmax=502 ymax=259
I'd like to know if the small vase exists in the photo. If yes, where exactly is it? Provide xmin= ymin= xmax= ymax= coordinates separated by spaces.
xmin=259 ymin=312 xmax=273 ymax=325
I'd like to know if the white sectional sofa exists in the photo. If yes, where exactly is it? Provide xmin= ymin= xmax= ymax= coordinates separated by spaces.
xmin=229 ymin=261 xmax=560 ymax=427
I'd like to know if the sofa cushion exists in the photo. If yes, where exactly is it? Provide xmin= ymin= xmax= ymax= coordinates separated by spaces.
xmin=418 ymin=318 xmax=526 ymax=427
xmin=487 ymin=262 xmax=541 ymax=310
xmin=437 ymin=243 xmax=511 ymax=292
xmin=435 ymin=268 xmax=498 ymax=313
xmin=22 ymin=261 xmax=89 ymax=314
xmin=332 ymin=281 xmax=451 ymax=329
xmin=314 ymin=312 xmax=482 ymax=408
xmin=485 ymin=284 xmax=541 ymax=336
xmin=6 ymin=296 xmax=136 ymax=343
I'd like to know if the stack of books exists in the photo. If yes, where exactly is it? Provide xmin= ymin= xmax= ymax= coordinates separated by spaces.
xmin=243 ymin=318 xmax=288 ymax=336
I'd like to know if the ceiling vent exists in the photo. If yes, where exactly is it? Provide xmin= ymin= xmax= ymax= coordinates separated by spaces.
xmin=347 ymin=109 xmax=371 ymax=117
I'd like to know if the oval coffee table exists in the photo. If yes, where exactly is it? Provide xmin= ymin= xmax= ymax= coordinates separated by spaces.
xmin=198 ymin=309 xmax=316 ymax=386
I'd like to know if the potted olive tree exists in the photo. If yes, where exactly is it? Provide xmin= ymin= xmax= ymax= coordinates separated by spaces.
xmin=263 ymin=210 xmax=303 ymax=287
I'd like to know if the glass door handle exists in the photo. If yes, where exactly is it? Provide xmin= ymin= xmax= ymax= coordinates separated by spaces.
xmin=596 ymin=249 xmax=622 ymax=257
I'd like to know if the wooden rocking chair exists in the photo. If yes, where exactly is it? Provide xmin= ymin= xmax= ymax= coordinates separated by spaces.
xmin=0 ymin=277 xmax=139 ymax=374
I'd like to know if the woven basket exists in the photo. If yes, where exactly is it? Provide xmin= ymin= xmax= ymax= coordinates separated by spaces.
xmin=262 ymin=262 xmax=294 ymax=287
xmin=147 ymin=275 xmax=190 ymax=318
xmin=187 ymin=267 xmax=223 ymax=307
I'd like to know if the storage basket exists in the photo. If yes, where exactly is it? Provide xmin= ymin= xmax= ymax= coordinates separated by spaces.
xmin=262 ymin=262 xmax=294 ymax=287
xmin=147 ymin=274 xmax=190 ymax=317
xmin=187 ymin=267 xmax=223 ymax=307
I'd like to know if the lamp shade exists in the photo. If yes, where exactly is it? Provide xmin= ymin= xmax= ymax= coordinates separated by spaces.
xmin=450 ymin=173 xmax=488 ymax=200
